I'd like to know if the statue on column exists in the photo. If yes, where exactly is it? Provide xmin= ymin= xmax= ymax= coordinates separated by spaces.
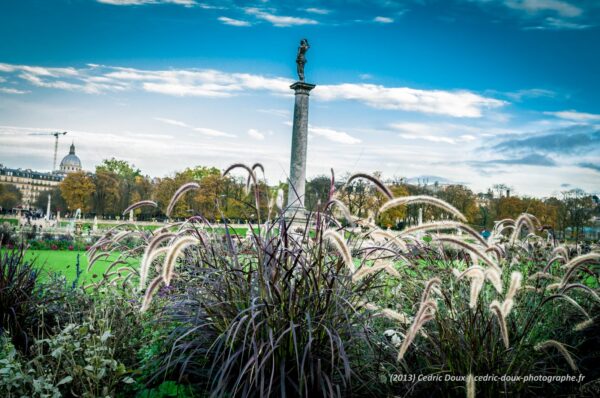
xmin=296 ymin=39 xmax=310 ymax=82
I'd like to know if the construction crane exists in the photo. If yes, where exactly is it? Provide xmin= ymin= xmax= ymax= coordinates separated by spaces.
xmin=29 ymin=131 xmax=67 ymax=171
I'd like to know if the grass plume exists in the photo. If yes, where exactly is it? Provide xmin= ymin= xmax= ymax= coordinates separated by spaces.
xmin=379 ymin=195 xmax=467 ymax=222
xmin=534 ymin=340 xmax=578 ymax=372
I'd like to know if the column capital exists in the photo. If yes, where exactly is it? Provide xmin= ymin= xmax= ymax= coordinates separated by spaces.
xmin=290 ymin=81 xmax=316 ymax=94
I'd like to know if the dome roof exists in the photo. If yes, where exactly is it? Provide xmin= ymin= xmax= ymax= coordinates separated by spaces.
xmin=60 ymin=143 xmax=82 ymax=172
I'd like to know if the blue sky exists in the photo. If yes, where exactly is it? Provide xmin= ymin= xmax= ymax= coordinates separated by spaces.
xmin=0 ymin=0 xmax=598 ymax=196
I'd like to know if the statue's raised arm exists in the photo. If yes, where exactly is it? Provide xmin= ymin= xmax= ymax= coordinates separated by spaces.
xmin=296 ymin=39 xmax=310 ymax=82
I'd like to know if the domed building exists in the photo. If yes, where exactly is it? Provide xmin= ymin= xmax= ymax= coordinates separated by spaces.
xmin=59 ymin=142 xmax=82 ymax=174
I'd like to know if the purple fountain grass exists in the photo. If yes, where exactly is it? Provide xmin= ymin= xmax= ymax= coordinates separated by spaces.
xmin=490 ymin=300 xmax=509 ymax=348
xmin=162 ymin=235 xmax=199 ymax=286
xmin=139 ymin=232 xmax=176 ymax=291
xmin=398 ymin=221 xmax=489 ymax=247
xmin=397 ymin=299 xmax=437 ymax=361
xmin=345 ymin=172 xmax=394 ymax=200
xmin=559 ymin=253 xmax=600 ymax=288
xmin=534 ymin=340 xmax=578 ymax=372
xmin=165 ymin=182 xmax=200 ymax=218
xmin=122 ymin=200 xmax=158 ymax=216
xmin=379 ymin=195 xmax=467 ymax=222
xmin=323 ymin=229 xmax=355 ymax=273
xmin=437 ymin=236 xmax=500 ymax=272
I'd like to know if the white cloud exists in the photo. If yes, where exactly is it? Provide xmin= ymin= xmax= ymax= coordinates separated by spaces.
xmin=504 ymin=0 xmax=582 ymax=17
xmin=193 ymin=127 xmax=235 ymax=137
xmin=155 ymin=116 xmax=234 ymax=137
xmin=245 ymin=8 xmax=318 ymax=27
xmin=247 ymin=128 xmax=265 ymax=140
xmin=97 ymin=0 xmax=196 ymax=6
xmin=373 ymin=16 xmax=394 ymax=23
xmin=399 ymin=133 xmax=456 ymax=144
xmin=0 ymin=62 xmax=505 ymax=118
xmin=545 ymin=110 xmax=600 ymax=122
xmin=504 ymin=88 xmax=555 ymax=101
xmin=309 ymin=126 xmax=361 ymax=144
xmin=154 ymin=117 xmax=189 ymax=127
xmin=218 ymin=16 xmax=251 ymax=27
xmin=536 ymin=17 xmax=590 ymax=29
xmin=390 ymin=122 xmax=498 ymax=144
xmin=258 ymin=108 xmax=290 ymax=118
xmin=304 ymin=8 xmax=330 ymax=15
xmin=315 ymin=84 xmax=505 ymax=117
xmin=0 ymin=87 xmax=29 ymax=94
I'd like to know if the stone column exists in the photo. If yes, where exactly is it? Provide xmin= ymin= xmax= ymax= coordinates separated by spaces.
xmin=286 ymin=81 xmax=316 ymax=217
xmin=45 ymin=194 xmax=51 ymax=220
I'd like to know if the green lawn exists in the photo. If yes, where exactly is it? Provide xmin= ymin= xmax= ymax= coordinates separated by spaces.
xmin=24 ymin=249 xmax=140 ymax=284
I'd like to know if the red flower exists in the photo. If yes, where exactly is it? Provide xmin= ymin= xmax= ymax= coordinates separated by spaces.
xmin=68 ymin=245 xmax=74 ymax=251
xmin=51 ymin=244 xmax=58 ymax=250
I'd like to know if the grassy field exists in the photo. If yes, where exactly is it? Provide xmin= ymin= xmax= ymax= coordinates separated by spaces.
xmin=24 ymin=249 xmax=140 ymax=284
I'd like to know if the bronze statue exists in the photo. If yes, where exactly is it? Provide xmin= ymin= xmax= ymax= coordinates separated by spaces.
xmin=296 ymin=39 xmax=310 ymax=82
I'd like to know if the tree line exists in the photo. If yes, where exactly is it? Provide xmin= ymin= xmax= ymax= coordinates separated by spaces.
xmin=1 ymin=158 xmax=595 ymax=241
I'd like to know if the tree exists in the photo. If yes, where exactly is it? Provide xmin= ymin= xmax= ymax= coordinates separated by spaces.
xmin=33 ymin=187 xmax=67 ymax=214
xmin=378 ymin=185 xmax=409 ymax=228
xmin=130 ymin=175 xmax=155 ymax=219
xmin=59 ymin=172 xmax=95 ymax=213
xmin=305 ymin=176 xmax=331 ymax=212
xmin=562 ymin=189 xmax=594 ymax=244
xmin=97 ymin=158 xmax=142 ymax=213
xmin=0 ymin=184 xmax=22 ymax=211
xmin=96 ymin=158 xmax=141 ymax=179
xmin=439 ymin=185 xmax=480 ymax=225
xmin=93 ymin=170 xmax=121 ymax=216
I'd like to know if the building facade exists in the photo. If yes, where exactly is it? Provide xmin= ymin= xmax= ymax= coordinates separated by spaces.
xmin=0 ymin=166 xmax=62 ymax=209
xmin=0 ymin=142 xmax=83 ymax=209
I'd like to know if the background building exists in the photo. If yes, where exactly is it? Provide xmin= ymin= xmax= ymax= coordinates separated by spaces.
xmin=0 ymin=142 xmax=83 ymax=209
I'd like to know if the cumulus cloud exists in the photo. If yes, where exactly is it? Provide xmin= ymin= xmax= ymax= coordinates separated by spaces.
xmin=193 ymin=127 xmax=235 ymax=137
xmin=0 ymin=87 xmax=29 ymax=94
xmin=315 ymin=84 xmax=505 ymax=117
xmin=0 ymin=62 xmax=505 ymax=118
xmin=218 ymin=16 xmax=251 ymax=27
xmin=390 ymin=122 xmax=506 ymax=144
xmin=504 ymin=0 xmax=582 ymax=18
xmin=155 ymin=116 xmax=235 ymax=137
xmin=504 ymin=88 xmax=556 ymax=101
xmin=247 ymin=128 xmax=265 ymax=140
xmin=154 ymin=117 xmax=189 ymax=128
xmin=245 ymin=8 xmax=318 ymax=27
xmin=97 ymin=0 xmax=196 ymax=6
xmin=373 ymin=16 xmax=394 ymax=23
xmin=545 ymin=109 xmax=600 ymax=122
xmin=304 ymin=8 xmax=330 ymax=15
xmin=309 ymin=126 xmax=361 ymax=144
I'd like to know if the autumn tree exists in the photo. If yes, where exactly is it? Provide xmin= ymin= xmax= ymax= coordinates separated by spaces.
xmin=96 ymin=158 xmax=142 ymax=213
xmin=93 ymin=169 xmax=121 ymax=216
xmin=59 ymin=172 xmax=95 ymax=213
xmin=439 ymin=185 xmax=480 ymax=225
xmin=0 ymin=184 xmax=22 ymax=211
xmin=378 ymin=184 xmax=409 ymax=228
